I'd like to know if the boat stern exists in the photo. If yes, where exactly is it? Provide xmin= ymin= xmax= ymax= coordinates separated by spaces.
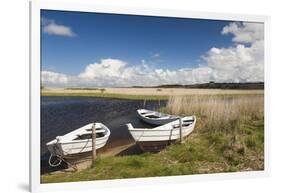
xmin=126 ymin=123 xmax=134 ymax=130
xmin=126 ymin=123 xmax=141 ymax=141
xmin=46 ymin=137 xmax=64 ymax=156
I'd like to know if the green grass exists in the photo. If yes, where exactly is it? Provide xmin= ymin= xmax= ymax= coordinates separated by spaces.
xmin=41 ymin=117 xmax=264 ymax=183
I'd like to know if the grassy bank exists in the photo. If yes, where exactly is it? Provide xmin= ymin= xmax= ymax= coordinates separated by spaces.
xmin=41 ymin=94 xmax=264 ymax=183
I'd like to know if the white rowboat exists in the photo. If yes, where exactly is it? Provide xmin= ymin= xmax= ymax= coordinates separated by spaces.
xmin=127 ymin=116 xmax=196 ymax=151
xmin=46 ymin=122 xmax=110 ymax=156
xmin=137 ymin=109 xmax=179 ymax=125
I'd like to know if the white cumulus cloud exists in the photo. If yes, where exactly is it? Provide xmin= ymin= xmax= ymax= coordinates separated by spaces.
xmin=202 ymin=22 xmax=264 ymax=83
xmin=42 ymin=18 xmax=76 ymax=37
xmin=221 ymin=22 xmax=264 ymax=43
xmin=41 ymin=71 xmax=69 ymax=86
xmin=79 ymin=59 xmax=127 ymax=80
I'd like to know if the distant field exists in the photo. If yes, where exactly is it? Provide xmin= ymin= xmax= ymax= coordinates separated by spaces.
xmin=42 ymin=88 xmax=264 ymax=100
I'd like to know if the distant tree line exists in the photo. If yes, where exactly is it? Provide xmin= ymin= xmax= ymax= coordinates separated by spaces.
xmin=132 ymin=82 xmax=264 ymax=90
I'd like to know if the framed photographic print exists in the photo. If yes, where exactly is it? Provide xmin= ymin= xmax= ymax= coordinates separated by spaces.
xmin=30 ymin=0 xmax=270 ymax=192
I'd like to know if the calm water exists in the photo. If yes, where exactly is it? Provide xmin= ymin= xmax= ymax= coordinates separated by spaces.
xmin=41 ymin=96 xmax=167 ymax=156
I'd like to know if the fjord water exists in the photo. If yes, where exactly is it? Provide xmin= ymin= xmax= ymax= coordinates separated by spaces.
xmin=41 ymin=96 xmax=166 ymax=156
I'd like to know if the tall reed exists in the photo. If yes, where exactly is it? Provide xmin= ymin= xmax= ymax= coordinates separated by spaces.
xmin=166 ymin=95 xmax=264 ymax=132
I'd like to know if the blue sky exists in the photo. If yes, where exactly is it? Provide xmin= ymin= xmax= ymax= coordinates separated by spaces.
xmin=41 ymin=10 xmax=233 ymax=74
xmin=41 ymin=10 xmax=264 ymax=87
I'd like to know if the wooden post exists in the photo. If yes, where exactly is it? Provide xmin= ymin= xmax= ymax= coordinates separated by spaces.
xmin=143 ymin=99 xmax=146 ymax=108
xmin=92 ymin=123 xmax=96 ymax=162
xmin=179 ymin=117 xmax=183 ymax=144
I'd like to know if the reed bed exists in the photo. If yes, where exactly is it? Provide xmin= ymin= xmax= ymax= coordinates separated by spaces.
xmin=166 ymin=95 xmax=264 ymax=132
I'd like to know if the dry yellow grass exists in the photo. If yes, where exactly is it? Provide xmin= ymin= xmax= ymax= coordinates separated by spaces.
xmin=166 ymin=95 xmax=264 ymax=132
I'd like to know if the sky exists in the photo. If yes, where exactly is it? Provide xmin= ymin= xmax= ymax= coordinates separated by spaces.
xmin=41 ymin=10 xmax=264 ymax=87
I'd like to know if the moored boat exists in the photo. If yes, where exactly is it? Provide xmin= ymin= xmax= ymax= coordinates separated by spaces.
xmin=46 ymin=122 xmax=110 ymax=157
xmin=127 ymin=116 xmax=196 ymax=152
xmin=137 ymin=109 xmax=179 ymax=125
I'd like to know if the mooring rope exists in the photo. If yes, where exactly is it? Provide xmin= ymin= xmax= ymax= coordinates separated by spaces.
xmin=48 ymin=144 xmax=78 ymax=171
xmin=48 ymin=154 xmax=62 ymax=167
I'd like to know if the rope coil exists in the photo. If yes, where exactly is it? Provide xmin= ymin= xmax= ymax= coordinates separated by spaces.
xmin=48 ymin=154 xmax=63 ymax=167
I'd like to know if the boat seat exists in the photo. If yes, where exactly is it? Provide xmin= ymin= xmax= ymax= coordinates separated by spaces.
xmin=84 ymin=130 xmax=105 ymax=135
xmin=86 ymin=127 xmax=103 ymax=132
xmin=183 ymin=120 xmax=194 ymax=122
xmin=172 ymin=123 xmax=192 ymax=128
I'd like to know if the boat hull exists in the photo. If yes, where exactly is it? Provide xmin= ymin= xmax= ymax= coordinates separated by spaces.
xmin=129 ymin=123 xmax=195 ymax=142
xmin=46 ymin=135 xmax=109 ymax=156
xmin=46 ymin=122 xmax=110 ymax=156
xmin=128 ymin=116 xmax=196 ymax=151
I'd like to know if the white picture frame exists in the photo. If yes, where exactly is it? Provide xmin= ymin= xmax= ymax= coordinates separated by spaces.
xmin=30 ymin=0 xmax=270 ymax=192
